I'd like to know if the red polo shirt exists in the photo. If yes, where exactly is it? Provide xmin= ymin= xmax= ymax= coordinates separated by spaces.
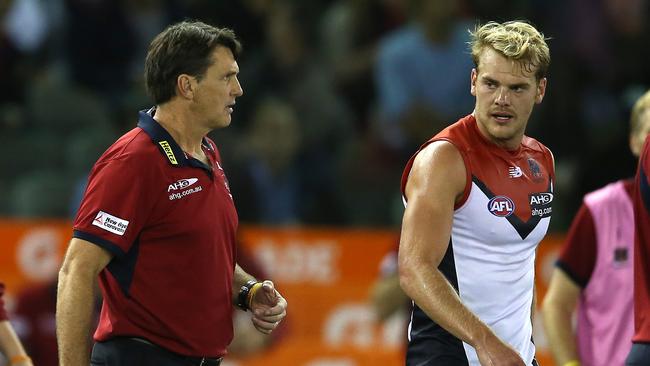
xmin=73 ymin=108 xmax=238 ymax=357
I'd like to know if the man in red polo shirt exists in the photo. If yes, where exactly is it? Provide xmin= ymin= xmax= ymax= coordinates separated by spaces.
xmin=628 ymin=124 xmax=650 ymax=365
xmin=56 ymin=21 xmax=287 ymax=366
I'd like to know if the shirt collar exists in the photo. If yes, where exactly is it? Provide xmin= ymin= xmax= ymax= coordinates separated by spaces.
xmin=137 ymin=107 xmax=215 ymax=168
xmin=137 ymin=107 xmax=189 ymax=167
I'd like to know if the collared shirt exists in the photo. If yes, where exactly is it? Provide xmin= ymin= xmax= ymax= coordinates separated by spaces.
xmin=73 ymin=108 xmax=238 ymax=357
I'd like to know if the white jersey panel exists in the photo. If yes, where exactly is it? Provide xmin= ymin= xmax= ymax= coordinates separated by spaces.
xmin=452 ymin=181 xmax=550 ymax=365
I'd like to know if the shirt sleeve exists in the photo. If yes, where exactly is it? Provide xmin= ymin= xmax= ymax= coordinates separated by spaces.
xmin=73 ymin=156 xmax=158 ymax=257
xmin=0 ymin=283 xmax=7 ymax=321
xmin=556 ymin=203 xmax=597 ymax=288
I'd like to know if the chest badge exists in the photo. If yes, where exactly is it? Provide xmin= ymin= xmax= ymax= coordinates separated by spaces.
xmin=527 ymin=158 xmax=544 ymax=182
xmin=488 ymin=196 xmax=515 ymax=217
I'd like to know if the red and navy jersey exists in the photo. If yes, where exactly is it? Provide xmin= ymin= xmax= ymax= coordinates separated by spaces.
xmin=73 ymin=108 xmax=238 ymax=357
xmin=401 ymin=115 xmax=554 ymax=365
xmin=633 ymin=135 xmax=650 ymax=343
xmin=0 ymin=282 xmax=7 ymax=321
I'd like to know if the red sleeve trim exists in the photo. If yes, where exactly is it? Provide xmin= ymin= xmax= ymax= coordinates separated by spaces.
xmin=556 ymin=203 xmax=597 ymax=288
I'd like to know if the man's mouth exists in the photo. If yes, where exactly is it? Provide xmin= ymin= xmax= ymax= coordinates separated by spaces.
xmin=491 ymin=112 xmax=514 ymax=122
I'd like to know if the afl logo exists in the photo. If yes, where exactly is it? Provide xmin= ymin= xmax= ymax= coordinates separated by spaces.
xmin=488 ymin=196 xmax=515 ymax=217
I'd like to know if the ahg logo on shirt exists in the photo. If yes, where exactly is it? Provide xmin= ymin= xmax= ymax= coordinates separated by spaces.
xmin=92 ymin=211 xmax=129 ymax=236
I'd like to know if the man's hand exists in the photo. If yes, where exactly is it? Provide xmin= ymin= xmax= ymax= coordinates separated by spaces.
xmin=249 ymin=281 xmax=287 ymax=334
xmin=475 ymin=335 xmax=525 ymax=366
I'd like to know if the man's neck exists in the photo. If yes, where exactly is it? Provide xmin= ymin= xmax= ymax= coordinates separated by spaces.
xmin=153 ymin=104 xmax=207 ymax=157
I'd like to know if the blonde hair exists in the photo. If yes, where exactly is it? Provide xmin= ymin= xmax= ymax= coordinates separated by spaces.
xmin=631 ymin=90 xmax=650 ymax=135
xmin=469 ymin=20 xmax=550 ymax=80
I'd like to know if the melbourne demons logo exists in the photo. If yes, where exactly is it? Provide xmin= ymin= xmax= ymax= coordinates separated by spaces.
xmin=487 ymin=196 xmax=515 ymax=217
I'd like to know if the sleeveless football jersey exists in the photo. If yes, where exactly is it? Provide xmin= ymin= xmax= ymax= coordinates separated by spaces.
xmin=401 ymin=114 xmax=555 ymax=365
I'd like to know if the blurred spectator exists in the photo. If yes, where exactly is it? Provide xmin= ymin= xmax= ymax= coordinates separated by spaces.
xmin=11 ymin=279 xmax=102 ymax=366
xmin=235 ymin=0 xmax=353 ymax=224
xmin=228 ymin=97 xmax=303 ymax=225
xmin=0 ymin=283 xmax=33 ymax=366
xmin=374 ymin=0 xmax=474 ymax=155
xmin=369 ymin=249 xmax=408 ymax=323
xmin=320 ymin=0 xmax=404 ymax=131
xmin=63 ymin=0 xmax=136 ymax=103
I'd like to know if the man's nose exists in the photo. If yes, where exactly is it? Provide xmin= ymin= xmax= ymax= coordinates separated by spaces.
xmin=232 ymin=77 xmax=243 ymax=97
xmin=495 ymin=88 xmax=510 ymax=106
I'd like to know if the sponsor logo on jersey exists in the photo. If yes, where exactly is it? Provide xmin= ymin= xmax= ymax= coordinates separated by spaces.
xmin=508 ymin=166 xmax=523 ymax=178
xmin=530 ymin=192 xmax=553 ymax=205
xmin=168 ymin=185 xmax=203 ymax=200
xmin=168 ymin=178 xmax=203 ymax=200
xmin=92 ymin=211 xmax=129 ymax=236
xmin=488 ymin=196 xmax=515 ymax=217
xmin=168 ymin=178 xmax=199 ymax=192
xmin=159 ymin=141 xmax=178 ymax=165
xmin=529 ymin=192 xmax=553 ymax=218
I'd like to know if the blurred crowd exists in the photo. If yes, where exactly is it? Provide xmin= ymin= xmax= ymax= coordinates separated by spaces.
xmin=1 ymin=0 xmax=649 ymax=231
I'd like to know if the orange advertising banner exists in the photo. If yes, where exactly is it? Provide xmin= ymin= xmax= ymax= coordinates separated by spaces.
xmin=0 ymin=220 xmax=564 ymax=366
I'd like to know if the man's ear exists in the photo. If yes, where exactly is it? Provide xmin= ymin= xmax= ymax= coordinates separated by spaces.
xmin=470 ymin=68 xmax=478 ymax=96
xmin=177 ymin=74 xmax=196 ymax=100
xmin=535 ymin=77 xmax=547 ymax=104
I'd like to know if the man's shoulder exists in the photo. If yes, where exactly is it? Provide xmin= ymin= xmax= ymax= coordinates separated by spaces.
xmin=431 ymin=114 xmax=475 ymax=146
xmin=93 ymin=127 xmax=161 ymax=171
xmin=521 ymin=135 xmax=552 ymax=155
xmin=584 ymin=179 xmax=632 ymax=208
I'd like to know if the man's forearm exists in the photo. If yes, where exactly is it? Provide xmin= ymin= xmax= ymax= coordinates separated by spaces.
xmin=400 ymin=264 xmax=494 ymax=347
xmin=542 ymin=302 xmax=579 ymax=364
xmin=0 ymin=320 xmax=28 ymax=358
xmin=56 ymin=267 xmax=98 ymax=366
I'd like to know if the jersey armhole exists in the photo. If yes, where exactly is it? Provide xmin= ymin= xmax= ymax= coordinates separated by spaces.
xmin=434 ymin=138 xmax=471 ymax=210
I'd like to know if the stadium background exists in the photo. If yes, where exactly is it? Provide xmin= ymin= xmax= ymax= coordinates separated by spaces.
xmin=1 ymin=0 xmax=648 ymax=365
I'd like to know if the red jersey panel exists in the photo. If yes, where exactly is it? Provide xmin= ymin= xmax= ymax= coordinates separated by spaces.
xmin=73 ymin=109 xmax=238 ymax=357
xmin=633 ymin=135 xmax=650 ymax=342
xmin=402 ymin=114 xmax=555 ymax=224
